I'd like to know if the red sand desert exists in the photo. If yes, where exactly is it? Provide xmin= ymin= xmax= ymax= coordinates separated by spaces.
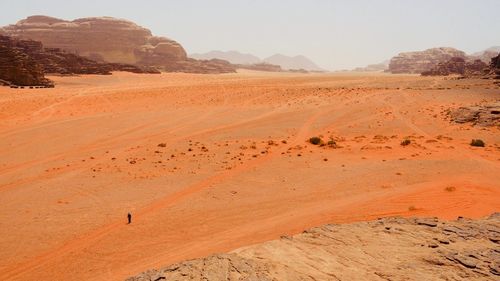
xmin=0 ymin=71 xmax=499 ymax=280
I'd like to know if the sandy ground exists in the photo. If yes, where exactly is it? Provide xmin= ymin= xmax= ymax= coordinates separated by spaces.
xmin=0 ymin=71 xmax=498 ymax=280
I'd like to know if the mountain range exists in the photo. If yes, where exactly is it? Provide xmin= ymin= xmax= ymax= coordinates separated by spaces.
xmin=190 ymin=50 xmax=326 ymax=71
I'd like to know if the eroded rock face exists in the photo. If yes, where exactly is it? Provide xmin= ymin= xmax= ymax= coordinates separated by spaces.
xmin=0 ymin=35 xmax=53 ymax=87
xmin=0 ymin=16 xmax=235 ymax=73
xmin=421 ymin=57 xmax=488 ymax=76
xmin=0 ymin=35 xmax=160 ymax=87
xmin=127 ymin=214 xmax=500 ymax=281
xmin=388 ymin=47 xmax=467 ymax=74
xmin=0 ymin=16 xmax=186 ymax=65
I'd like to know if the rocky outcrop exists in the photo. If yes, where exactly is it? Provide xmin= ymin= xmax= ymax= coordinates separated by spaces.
xmin=127 ymin=214 xmax=499 ymax=281
xmin=388 ymin=47 xmax=467 ymax=74
xmin=0 ymin=35 xmax=160 ymax=87
xmin=0 ymin=15 xmax=235 ymax=74
xmin=421 ymin=57 xmax=488 ymax=76
xmin=448 ymin=103 xmax=500 ymax=127
xmin=0 ymin=35 xmax=53 ymax=87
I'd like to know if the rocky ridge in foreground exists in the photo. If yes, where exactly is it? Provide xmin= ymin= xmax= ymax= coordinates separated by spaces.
xmin=127 ymin=214 xmax=499 ymax=281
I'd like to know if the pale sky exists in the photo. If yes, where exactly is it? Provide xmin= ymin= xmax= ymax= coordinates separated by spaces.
xmin=1 ymin=0 xmax=499 ymax=70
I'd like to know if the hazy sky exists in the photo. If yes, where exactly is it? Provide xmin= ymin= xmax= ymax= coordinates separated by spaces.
xmin=2 ymin=0 xmax=499 ymax=70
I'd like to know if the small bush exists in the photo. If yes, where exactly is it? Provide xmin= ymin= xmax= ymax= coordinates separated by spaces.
xmin=470 ymin=139 xmax=485 ymax=147
xmin=445 ymin=186 xmax=456 ymax=192
xmin=400 ymin=139 xmax=411 ymax=146
xmin=309 ymin=136 xmax=322 ymax=145
xmin=408 ymin=205 xmax=417 ymax=211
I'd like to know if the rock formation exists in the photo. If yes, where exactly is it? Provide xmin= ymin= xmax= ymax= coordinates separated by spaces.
xmin=448 ymin=102 xmax=500 ymax=127
xmin=127 ymin=214 xmax=499 ymax=281
xmin=0 ymin=35 xmax=53 ymax=87
xmin=0 ymin=35 xmax=160 ymax=87
xmin=388 ymin=47 xmax=467 ymax=74
xmin=421 ymin=57 xmax=488 ymax=76
xmin=0 ymin=15 xmax=235 ymax=73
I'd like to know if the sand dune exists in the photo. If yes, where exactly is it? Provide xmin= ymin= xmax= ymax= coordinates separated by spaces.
xmin=0 ymin=72 xmax=498 ymax=280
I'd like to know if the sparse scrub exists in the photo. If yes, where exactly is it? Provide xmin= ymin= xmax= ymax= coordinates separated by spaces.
xmin=445 ymin=186 xmax=456 ymax=192
xmin=470 ymin=139 xmax=485 ymax=147
xmin=408 ymin=205 xmax=417 ymax=211
xmin=400 ymin=139 xmax=411 ymax=146
xmin=309 ymin=136 xmax=323 ymax=145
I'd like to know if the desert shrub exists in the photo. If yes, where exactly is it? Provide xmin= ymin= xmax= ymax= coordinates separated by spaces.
xmin=408 ymin=205 xmax=417 ymax=211
xmin=400 ymin=139 xmax=411 ymax=146
xmin=309 ymin=136 xmax=322 ymax=145
xmin=444 ymin=186 xmax=456 ymax=192
xmin=470 ymin=139 xmax=485 ymax=147
xmin=158 ymin=143 xmax=167 ymax=148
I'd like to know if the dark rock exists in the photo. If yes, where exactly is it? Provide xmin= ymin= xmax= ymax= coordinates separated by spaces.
xmin=0 ymin=35 xmax=53 ymax=87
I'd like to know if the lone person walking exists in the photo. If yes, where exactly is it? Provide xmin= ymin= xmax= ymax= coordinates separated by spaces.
xmin=127 ymin=212 xmax=132 ymax=224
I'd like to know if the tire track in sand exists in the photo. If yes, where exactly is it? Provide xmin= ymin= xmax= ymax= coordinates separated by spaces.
xmin=0 ymin=104 xmax=332 ymax=281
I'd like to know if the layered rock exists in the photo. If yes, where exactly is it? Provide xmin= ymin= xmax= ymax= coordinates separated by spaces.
xmin=0 ymin=15 xmax=235 ymax=73
xmin=421 ymin=57 xmax=488 ymax=76
xmin=127 ymin=214 xmax=500 ymax=281
xmin=0 ymin=35 xmax=53 ymax=87
xmin=0 ymin=35 xmax=160 ymax=87
xmin=388 ymin=47 xmax=467 ymax=74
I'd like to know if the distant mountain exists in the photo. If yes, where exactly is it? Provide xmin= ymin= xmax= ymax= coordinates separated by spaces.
xmin=263 ymin=54 xmax=325 ymax=71
xmin=470 ymin=46 xmax=500 ymax=63
xmin=190 ymin=51 xmax=261 ymax=65
xmin=352 ymin=60 xmax=389 ymax=72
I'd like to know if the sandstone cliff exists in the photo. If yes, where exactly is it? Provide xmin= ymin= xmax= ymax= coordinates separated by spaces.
xmin=421 ymin=57 xmax=488 ymax=76
xmin=0 ymin=35 xmax=160 ymax=87
xmin=127 ymin=214 xmax=499 ymax=281
xmin=388 ymin=47 xmax=467 ymax=74
xmin=0 ymin=35 xmax=53 ymax=87
xmin=0 ymin=16 xmax=235 ymax=74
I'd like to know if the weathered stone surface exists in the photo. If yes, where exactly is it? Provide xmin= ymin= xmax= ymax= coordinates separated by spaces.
xmin=1 ymin=15 xmax=236 ymax=74
xmin=0 ymin=35 xmax=162 ymax=87
xmin=448 ymin=102 xmax=500 ymax=127
xmin=0 ymin=35 xmax=53 ymax=87
xmin=388 ymin=47 xmax=467 ymax=74
xmin=127 ymin=214 xmax=500 ymax=281
xmin=421 ymin=57 xmax=489 ymax=76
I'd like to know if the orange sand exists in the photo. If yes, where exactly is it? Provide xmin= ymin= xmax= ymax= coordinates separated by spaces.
xmin=0 ymin=71 xmax=498 ymax=280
